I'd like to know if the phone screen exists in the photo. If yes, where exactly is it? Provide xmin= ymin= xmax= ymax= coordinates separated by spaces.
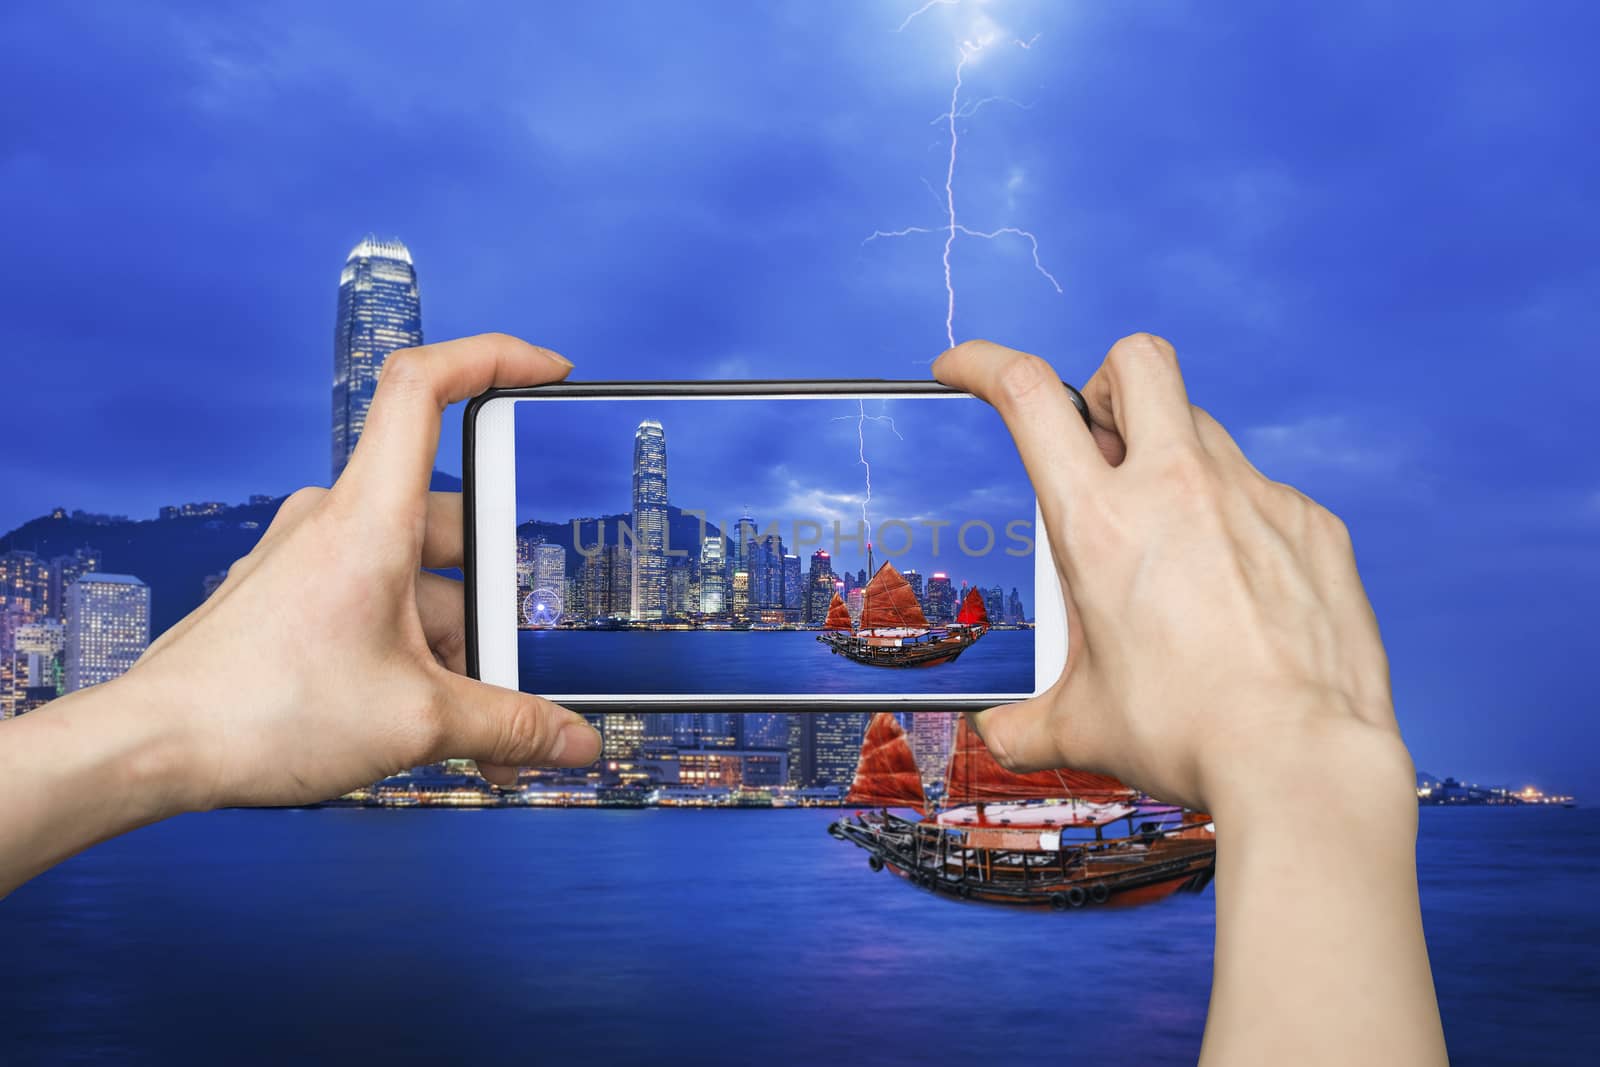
xmin=497 ymin=392 xmax=1046 ymax=701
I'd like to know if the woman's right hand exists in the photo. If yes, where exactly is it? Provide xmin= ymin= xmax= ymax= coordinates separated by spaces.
xmin=938 ymin=335 xmax=1446 ymax=1066
xmin=934 ymin=333 xmax=1412 ymax=817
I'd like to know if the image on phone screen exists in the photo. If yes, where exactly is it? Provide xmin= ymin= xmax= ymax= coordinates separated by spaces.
xmin=479 ymin=391 xmax=1055 ymax=702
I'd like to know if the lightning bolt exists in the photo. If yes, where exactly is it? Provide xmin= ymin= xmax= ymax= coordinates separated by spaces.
xmin=869 ymin=2 xmax=1062 ymax=351
xmin=833 ymin=402 xmax=902 ymax=549
xmin=896 ymin=0 xmax=959 ymax=33
xmin=839 ymin=1 xmax=1056 ymax=572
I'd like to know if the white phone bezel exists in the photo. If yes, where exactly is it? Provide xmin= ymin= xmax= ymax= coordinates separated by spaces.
xmin=470 ymin=391 xmax=1065 ymax=707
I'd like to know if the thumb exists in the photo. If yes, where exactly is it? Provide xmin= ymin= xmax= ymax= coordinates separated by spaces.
xmin=437 ymin=676 xmax=603 ymax=770
xmin=966 ymin=697 xmax=1062 ymax=774
xmin=966 ymin=661 xmax=1102 ymax=775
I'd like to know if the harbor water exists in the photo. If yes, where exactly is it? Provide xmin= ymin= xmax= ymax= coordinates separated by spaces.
xmin=518 ymin=628 xmax=1036 ymax=695
xmin=3 ymin=807 xmax=1595 ymax=1064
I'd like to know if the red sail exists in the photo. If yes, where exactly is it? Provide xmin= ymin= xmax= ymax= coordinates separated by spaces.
xmin=943 ymin=716 xmax=1132 ymax=803
xmin=857 ymin=561 xmax=930 ymax=631
xmin=823 ymin=592 xmax=853 ymax=631
xmin=956 ymin=586 xmax=989 ymax=626
xmin=846 ymin=712 xmax=927 ymax=813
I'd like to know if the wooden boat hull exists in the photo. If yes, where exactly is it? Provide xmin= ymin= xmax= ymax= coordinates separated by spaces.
xmin=827 ymin=810 xmax=1216 ymax=910
xmin=817 ymin=626 xmax=984 ymax=669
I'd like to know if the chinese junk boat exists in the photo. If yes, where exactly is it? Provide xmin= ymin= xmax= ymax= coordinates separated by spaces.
xmin=817 ymin=561 xmax=988 ymax=669
xmin=828 ymin=714 xmax=1216 ymax=909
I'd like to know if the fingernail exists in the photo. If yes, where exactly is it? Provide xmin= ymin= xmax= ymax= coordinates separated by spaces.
xmin=544 ymin=348 xmax=574 ymax=369
xmin=550 ymin=720 xmax=600 ymax=764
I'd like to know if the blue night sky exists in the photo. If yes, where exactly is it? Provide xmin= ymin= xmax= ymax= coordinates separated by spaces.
xmin=2 ymin=2 xmax=1595 ymax=794
xmin=513 ymin=395 xmax=1037 ymax=593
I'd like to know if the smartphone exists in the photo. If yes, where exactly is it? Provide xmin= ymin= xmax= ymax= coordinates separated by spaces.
xmin=464 ymin=380 xmax=1085 ymax=712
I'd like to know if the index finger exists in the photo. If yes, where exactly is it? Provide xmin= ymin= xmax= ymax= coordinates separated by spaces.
xmin=341 ymin=333 xmax=572 ymax=512
xmin=932 ymin=340 xmax=1105 ymax=530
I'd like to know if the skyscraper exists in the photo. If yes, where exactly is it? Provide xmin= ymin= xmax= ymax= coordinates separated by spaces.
xmin=926 ymin=573 xmax=955 ymax=623
xmin=811 ymin=712 xmax=871 ymax=788
xmin=629 ymin=420 xmax=670 ymax=619
xmin=64 ymin=574 xmax=150 ymax=692
xmin=804 ymin=550 xmax=836 ymax=626
xmin=731 ymin=514 xmax=758 ymax=577
xmin=49 ymin=547 xmax=100 ymax=621
xmin=332 ymin=237 xmax=422 ymax=482
xmin=1007 ymin=587 xmax=1026 ymax=623
xmin=782 ymin=554 xmax=802 ymax=617
xmin=742 ymin=712 xmax=790 ymax=750
xmin=0 ymin=550 xmax=51 ymax=616
xmin=902 ymin=568 xmax=924 ymax=612
xmin=532 ymin=543 xmax=566 ymax=593
xmin=578 ymin=542 xmax=631 ymax=620
xmin=699 ymin=535 xmax=727 ymax=614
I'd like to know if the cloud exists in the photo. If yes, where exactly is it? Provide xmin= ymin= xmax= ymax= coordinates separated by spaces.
xmin=1242 ymin=415 xmax=1403 ymax=479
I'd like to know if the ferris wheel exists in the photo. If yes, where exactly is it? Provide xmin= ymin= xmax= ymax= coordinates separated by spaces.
xmin=523 ymin=587 xmax=564 ymax=627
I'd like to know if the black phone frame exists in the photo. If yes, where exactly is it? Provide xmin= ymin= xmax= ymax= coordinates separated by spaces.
xmin=462 ymin=378 xmax=1089 ymax=713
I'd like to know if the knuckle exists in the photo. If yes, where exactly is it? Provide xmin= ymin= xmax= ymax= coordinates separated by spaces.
xmin=995 ymin=353 xmax=1060 ymax=406
xmin=268 ymin=486 xmax=327 ymax=532
xmin=283 ymin=486 xmax=326 ymax=513
xmin=380 ymin=346 xmax=431 ymax=393
xmin=499 ymin=698 xmax=553 ymax=761
xmin=1108 ymin=332 xmax=1178 ymax=372
xmin=1151 ymin=442 xmax=1210 ymax=492
xmin=1317 ymin=505 xmax=1353 ymax=547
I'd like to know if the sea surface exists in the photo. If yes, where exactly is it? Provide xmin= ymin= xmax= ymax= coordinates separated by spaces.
xmin=4 ymin=808 xmax=1595 ymax=1065
xmin=518 ymin=628 xmax=1036 ymax=695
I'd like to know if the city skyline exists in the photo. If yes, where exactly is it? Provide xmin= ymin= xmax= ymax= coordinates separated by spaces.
xmin=1 ymin=3 xmax=1594 ymax=794
xmin=512 ymin=398 xmax=1037 ymax=605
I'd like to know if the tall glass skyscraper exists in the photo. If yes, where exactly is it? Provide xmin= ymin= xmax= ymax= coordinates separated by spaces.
xmin=332 ymin=237 xmax=422 ymax=482
xmin=699 ymin=535 xmax=727 ymax=614
xmin=630 ymin=420 xmax=670 ymax=619
xmin=64 ymin=574 xmax=150 ymax=692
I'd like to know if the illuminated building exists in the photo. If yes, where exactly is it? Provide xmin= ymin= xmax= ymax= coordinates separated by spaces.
xmin=332 ymin=237 xmax=422 ymax=481
xmin=14 ymin=618 xmax=64 ymax=694
xmin=731 ymin=571 xmax=749 ymax=619
xmin=578 ymin=542 xmax=631 ymax=619
xmin=63 ymin=574 xmax=150 ymax=692
xmin=926 ymin=573 xmax=954 ymax=622
xmin=0 ymin=550 xmax=51 ymax=616
xmin=903 ymin=568 xmax=925 ymax=614
xmin=731 ymin=513 xmax=758 ymax=577
xmin=785 ymin=715 xmax=815 ymax=788
xmin=986 ymin=585 xmax=1005 ymax=622
xmin=600 ymin=713 xmax=646 ymax=759
xmin=811 ymin=712 xmax=871 ymax=788
xmin=846 ymin=587 xmax=865 ymax=626
xmin=1007 ymin=587 xmax=1026 ymax=623
xmin=629 ymin=420 xmax=670 ymax=619
xmin=782 ymin=553 xmax=802 ymax=616
xmin=672 ymin=748 xmax=788 ymax=790
xmin=742 ymin=712 xmax=790 ymax=750
xmin=804 ymin=550 xmax=835 ymax=626
xmin=699 ymin=535 xmax=727 ymax=614
xmin=48 ymin=547 xmax=100 ymax=620
xmin=669 ymin=562 xmax=691 ymax=615
xmin=0 ymin=611 xmax=57 ymax=718
xmin=640 ymin=714 xmax=677 ymax=750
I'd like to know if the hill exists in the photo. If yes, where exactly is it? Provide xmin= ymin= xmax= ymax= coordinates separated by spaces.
xmin=0 ymin=471 xmax=465 ymax=635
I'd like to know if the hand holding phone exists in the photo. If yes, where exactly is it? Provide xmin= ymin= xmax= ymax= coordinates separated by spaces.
xmin=465 ymin=379 xmax=1086 ymax=712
